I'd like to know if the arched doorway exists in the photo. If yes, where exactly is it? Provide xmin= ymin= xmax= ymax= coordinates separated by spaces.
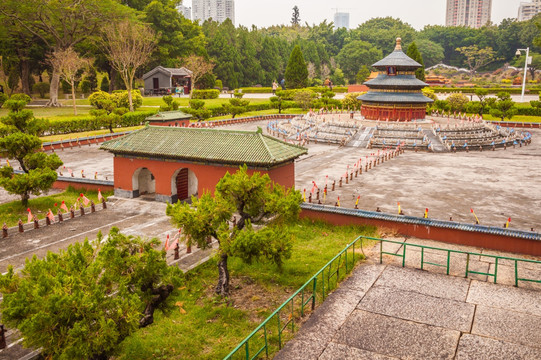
xmin=171 ymin=168 xmax=198 ymax=203
xmin=132 ymin=167 xmax=156 ymax=198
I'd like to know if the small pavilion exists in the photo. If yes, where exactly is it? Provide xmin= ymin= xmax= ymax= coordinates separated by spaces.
xmin=146 ymin=110 xmax=192 ymax=127
xmin=100 ymin=126 xmax=307 ymax=203
xmin=358 ymin=38 xmax=433 ymax=121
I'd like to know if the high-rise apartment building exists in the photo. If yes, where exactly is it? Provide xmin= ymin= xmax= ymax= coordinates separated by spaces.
xmin=192 ymin=0 xmax=235 ymax=25
xmin=177 ymin=4 xmax=192 ymax=20
xmin=518 ymin=0 xmax=541 ymax=21
xmin=333 ymin=12 xmax=350 ymax=29
xmin=445 ymin=0 xmax=492 ymax=28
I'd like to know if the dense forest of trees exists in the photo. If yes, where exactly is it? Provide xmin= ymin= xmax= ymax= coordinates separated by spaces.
xmin=1 ymin=0 xmax=541 ymax=98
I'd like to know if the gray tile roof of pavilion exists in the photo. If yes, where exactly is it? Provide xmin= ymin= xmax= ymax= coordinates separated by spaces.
xmin=100 ymin=125 xmax=307 ymax=167
xmin=358 ymin=92 xmax=434 ymax=104
xmin=364 ymin=74 xmax=429 ymax=88
xmin=372 ymin=38 xmax=422 ymax=69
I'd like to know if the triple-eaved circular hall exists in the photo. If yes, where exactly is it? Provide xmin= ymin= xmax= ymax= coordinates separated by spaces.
xmin=358 ymin=38 xmax=434 ymax=122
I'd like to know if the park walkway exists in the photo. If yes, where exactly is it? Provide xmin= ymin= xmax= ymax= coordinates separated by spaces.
xmin=275 ymin=237 xmax=541 ymax=360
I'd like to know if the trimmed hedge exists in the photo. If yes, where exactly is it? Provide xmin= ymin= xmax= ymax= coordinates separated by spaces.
xmin=432 ymin=87 xmax=541 ymax=95
xmin=237 ymin=86 xmax=348 ymax=94
xmin=40 ymin=110 xmax=158 ymax=135
xmin=191 ymin=89 xmax=220 ymax=99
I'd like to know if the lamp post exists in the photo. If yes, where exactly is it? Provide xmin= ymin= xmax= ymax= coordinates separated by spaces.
xmin=515 ymin=47 xmax=530 ymax=103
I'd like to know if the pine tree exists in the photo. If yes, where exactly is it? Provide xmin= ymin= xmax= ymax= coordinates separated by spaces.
xmin=406 ymin=42 xmax=425 ymax=81
xmin=285 ymin=45 xmax=308 ymax=89
xmin=291 ymin=6 xmax=300 ymax=26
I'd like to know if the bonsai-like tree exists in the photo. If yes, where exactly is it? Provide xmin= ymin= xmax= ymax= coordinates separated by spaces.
xmin=0 ymin=227 xmax=178 ymax=359
xmin=166 ymin=165 xmax=302 ymax=297
xmin=0 ymin=94 xmax=62 ymax=205
xmin=490 ymin=92 xmax=517 ymax=121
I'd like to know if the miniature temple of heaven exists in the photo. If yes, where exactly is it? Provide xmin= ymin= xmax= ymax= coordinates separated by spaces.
xmin=358 ymin=38 xmax=433 ymax=121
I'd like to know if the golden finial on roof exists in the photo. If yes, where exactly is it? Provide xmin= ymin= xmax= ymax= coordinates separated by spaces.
xmin=395 ymin=37 xmax=402 ymax=51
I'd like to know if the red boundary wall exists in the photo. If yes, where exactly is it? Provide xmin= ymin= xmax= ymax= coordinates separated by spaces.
xmin=300 ymin=206 xmax=541 ymax=257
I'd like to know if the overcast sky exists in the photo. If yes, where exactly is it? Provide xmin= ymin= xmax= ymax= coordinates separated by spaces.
xmin=184 ymin=0 xmax=525 ymax=29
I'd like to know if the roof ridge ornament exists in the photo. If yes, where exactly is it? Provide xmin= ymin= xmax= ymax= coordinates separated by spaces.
xmin=395 ymin=37 xmax=402 ymax=51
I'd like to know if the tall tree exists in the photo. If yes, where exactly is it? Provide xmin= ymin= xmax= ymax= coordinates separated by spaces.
xmin=285 ymin=45 xmax=308 ymax=89
xmin=181 ymin=55 xmax=215 ymax=90
xmin=0 ymin=227 xmax=177 ymax=360
xmin=406 ymin=41 xmax=426 ymax=81
xmin=47 ymin=47 xmax=90 ymax=115
xmin=291 ymin=6 xmax=301 ymax=26
xmin=102 ymin=20 xmax=156 ymax=112
xmin=259 ymin=36 xmax=282 ymax=85
xmin=415 ymin=38 xmax=444 ymax=68
xmin=350 ymin=17 xmax=416 ymax=54
xmin=0 ymin=0 xmax=128 ymax=107
xmin=0 ymin=94 xmax=62 ymax=205
xmin=166 ymin=165 xmax=301 ymax=297
xmin=336 ymin=40 xmax=382 ymax=84
xmin=456 ymin=45 xmax=497 ymax=78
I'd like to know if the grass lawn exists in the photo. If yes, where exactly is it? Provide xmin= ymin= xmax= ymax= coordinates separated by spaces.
xmin=0 ymin=187 xmax=113 ymax=227
xmin=483 ymin=114 xmax=541 ymax=123
xmin=116 ymin=219 xmax=376 ymax=360
xmin=40 ymin=126 xmax=144 ymax=142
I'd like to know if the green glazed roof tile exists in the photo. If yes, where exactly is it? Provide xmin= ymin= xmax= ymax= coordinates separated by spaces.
xmin=145 ymin=110 xmax=192 ymax=121
xmin=100 ymin=126 xmax=307 ymax=167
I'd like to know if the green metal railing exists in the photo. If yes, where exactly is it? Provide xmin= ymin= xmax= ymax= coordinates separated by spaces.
xmin=223 ymin=235 xmax=366 ymax=360
xmin=224 ymin=236 xmax=541 ymax=360
xmin=372 ymin=236 xmax=541 ymax=287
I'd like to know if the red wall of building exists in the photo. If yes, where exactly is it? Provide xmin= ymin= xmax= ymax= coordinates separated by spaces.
xmin=113 ymin=156 xmax=296 ymax=198
xmin=149 ymin=120 xmax=190 ymax=127
xmin=300 ymin=209 xmax=541 ymax=256
xmin=53 ymin=179 xmax=114 ymax=192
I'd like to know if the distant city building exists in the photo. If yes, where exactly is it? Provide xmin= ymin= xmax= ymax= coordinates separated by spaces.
xmin=445 ymin=0 xmax=492 ymax=28
xmin=518 ymin=0 xmax=541 ymax=21
xmin=333 ymin=12 xmax=350 ymax=29
xmin=192 ymin=0 xmax=235 ymax=25
xmin=177 ymin=4 xmax=192 ymax=20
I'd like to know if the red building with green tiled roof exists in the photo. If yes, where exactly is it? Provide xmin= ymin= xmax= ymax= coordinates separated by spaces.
xmin=358 ymin=38 xmax=433 ymax=121
xmin=100 ymin=126 xmax=307 ymax=203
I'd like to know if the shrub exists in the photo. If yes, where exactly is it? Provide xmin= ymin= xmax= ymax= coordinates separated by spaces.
xmin=293 ymin=90 xmax=317 ymax=110
xmin=32 ymin=82 xmax=49 ymax=98
xmin=160 ymin=95 xmax=180 ymax=111
xmin=222 ymin=98 xmax=250 ymax=118
xmin=191 ymin=89 xmax=219 ymax=99
xmin=447 ymin=93 xmax=469 ymax=112
xmin=215 ymin=79 xmax=223 ymax=90
xmin=0 ymin=93 xmax=7 ymax=109
xmin=111 ymin=90 xmax=143 ymax=110
xmin=341 ymin=92 xmax=365 ymax=110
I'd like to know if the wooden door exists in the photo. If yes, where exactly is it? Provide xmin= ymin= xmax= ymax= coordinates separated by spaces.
xmin=176 ymin=169 xmax=189 ymax=201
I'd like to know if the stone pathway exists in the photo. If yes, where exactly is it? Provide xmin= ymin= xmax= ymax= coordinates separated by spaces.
xmin=275 ymin=238 xmax=541 ymax=360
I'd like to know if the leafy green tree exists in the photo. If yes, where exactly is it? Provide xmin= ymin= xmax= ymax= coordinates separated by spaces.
xmin=456 ymin=45 xmax=497 ymax=78
xmin=474 ymin=88 xmax=489 ymax=115
xmin=406 ymin=41 xmax=425 ymax=81
xmin=0 ymin=94 xmax=62 ymax=205
xmin=160 ymin=95 xmax=180 ymax=111
xmin=0 ymin=0 xmax=129 ymax=107
xmin=350 ymin=17 xmax=416 ymax=54
xmin=0 ymin=227 xmax=178 ymax=360
xmin=356 ymin=65 xmax=371 ymax=84
xmin=285 ymin=45 xmax=308 ymax=89
xmin=203 ymin=19 xmax=241 ymax=89
xmin=100 ymin=75 xmax=110 ymax=92
xmin=447 ymin=93 xmax=469 ymax=112
xmin=490 ymin=92 xmax=517 ymax=121
xmin=293 ymin=89 xmax=316 ymax=110
xmin=342 ymin=92 xmax=364 ymax=110
xmin=166 ymin=165 xmax=302 ymax=297
xmin=270 ymin=95 xmax=284 ymax=113
xmin=416 ymin=39 xmax=444 ymax=68
xmin=222 ymin=98 xmax=250 ymax=118
xmin=259 ymin=37 xmax=282 ymax=85
xmin=336 ymin=40 xmax=382 ymax=84
xmin=291 ymin=6 xmax=300 ymax=26
xmin=187 ymin=99 xmax=211 ymax=120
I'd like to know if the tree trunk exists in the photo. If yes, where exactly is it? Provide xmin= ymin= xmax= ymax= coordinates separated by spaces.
xmin=19 ymin=59 xmax=31 ymax=96
xmin=71 ymin=82 xmax=77 ymax=116
xmin=127 ymin=85 xmax=133 ymax=112
xmin=109 ymin=68 xmax=118 ymax=92
xmin=215 ymin=253 xmax=230 ymax=297
xmin=139 ymin=284 xmax=174 ymax=328
xmin=21 ymin=193 xmax=29 ymax=207
xmin=46 ymin=69 xmax=61 ymax=107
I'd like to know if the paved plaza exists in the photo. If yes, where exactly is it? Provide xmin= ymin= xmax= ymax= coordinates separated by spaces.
xmin=275 ymin=237 xmax=541 ymax=360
